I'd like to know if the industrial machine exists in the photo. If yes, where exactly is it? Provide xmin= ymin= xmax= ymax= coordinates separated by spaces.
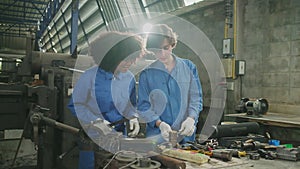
xmin=0 ymin=36 xmax=95 ymax=169
xmin=235 ymin=98 xmax=269 ymax=116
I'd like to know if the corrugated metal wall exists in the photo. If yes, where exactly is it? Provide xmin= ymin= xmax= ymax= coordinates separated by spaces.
xmin=143 ymin=0 xmax=185 ymax=17
xmin=40 ymin=0 xmax=143 ymax=53
xmin=0 ymin=0 xmax=204 ymax=54
xmin=39 ymin=0 xmax=188 ymax=54
xmin=0 ymin=36 xmax=27 ymax=53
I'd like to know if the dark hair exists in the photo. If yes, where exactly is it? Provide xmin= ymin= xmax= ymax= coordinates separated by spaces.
xmin=89 ymin=31 xmax=144 ymax=72
xmin=146 ymin=24 xmax=178 ymax=50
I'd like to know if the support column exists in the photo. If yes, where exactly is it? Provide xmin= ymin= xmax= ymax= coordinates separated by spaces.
xmin=70 ymin=0 xmax=79 ymax=56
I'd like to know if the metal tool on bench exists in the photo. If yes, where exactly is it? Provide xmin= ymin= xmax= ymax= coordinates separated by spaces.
xmin=103 ymin=151 xmax=162 ymax=169
xmin=211 ymin=149 xmax=233 ymax=161
xmin=247 ymin=153 xmax=260 ymax=160
xmin=257 ymin=149 xmax=276 ymax=160
xmin=276 ymin=147 xmax=300 ymax=161
xmin=90 ymin=117 xmax=131 ymax=136
xmin=241 ymin=140 xmax=263 ymax=151
xmin=212 ymin=122 xmax=260 ymax=138
xmin=130 ymin=157 xmax=161 ymax=169
xmin=211 ymin=122 xmax=267 ymax=148
xmin=149 ymin=152 xmax=186 ymax=169
xmin=183 ymin=141 xmax=233 ymax=161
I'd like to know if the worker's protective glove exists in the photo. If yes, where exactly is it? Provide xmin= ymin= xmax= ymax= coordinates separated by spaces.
xmin=179 ymin=117 xmax=195 ymax=136
xmin=92 ymin=118 xmax=112 ymax=135
xmin=128 ymin=118 xmax=140 ymax=137
xmin=103 ymin=119 xmax=111 ymax=125
xmin=159 ymin=122 xmax=172 ymax=141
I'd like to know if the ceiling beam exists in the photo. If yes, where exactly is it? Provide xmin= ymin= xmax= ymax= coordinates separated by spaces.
xmin=0 ymin=16 xmax=37 ymax=25
xmin=15 ymin=0 xmax=48 ymax=5
xmin=0 ymin=13 xmax=40 ymax=20
xmin=0 ymin=2 xmax=44 ymax=12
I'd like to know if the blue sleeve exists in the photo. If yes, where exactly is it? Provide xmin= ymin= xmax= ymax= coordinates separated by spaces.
xmin=67 ymin=72 xmax=99 ymax=124
xmin=125 ymin=77 xmax=138 ymax=118
xmin=130 ymin=78 xmax=137 ymax=107
xmin=185 ymin=60 xmax=203 ymax=120
xmin=137 ymin=70 xmax=160 ymax=127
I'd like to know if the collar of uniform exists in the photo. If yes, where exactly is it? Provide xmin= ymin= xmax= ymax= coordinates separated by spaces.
xmin=98 ymin=67 xmax=114 ymax=80
xmin=151 ymin=54 xmax=178 ymax=71
xmin=114 ymin=72 xmax=129 ymax=80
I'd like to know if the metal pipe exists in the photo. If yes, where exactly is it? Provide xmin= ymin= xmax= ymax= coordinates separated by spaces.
xmin=211 ymin=149 xmax=233 ymax=161
xmin=58 ymin=66 xmax=84 ymax=73
xmin=41 ymin=115 xmax=80 ymax=135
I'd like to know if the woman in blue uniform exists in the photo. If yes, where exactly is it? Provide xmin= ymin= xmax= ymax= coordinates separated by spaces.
xmin=68 ymin=31 xmax=145 ymax=169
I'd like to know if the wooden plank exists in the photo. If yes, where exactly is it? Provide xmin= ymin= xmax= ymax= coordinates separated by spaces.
xmin=162 ymin=149 xmax=209 ymax=164
xmin=186 ymin=157 xmax=250 ymax=169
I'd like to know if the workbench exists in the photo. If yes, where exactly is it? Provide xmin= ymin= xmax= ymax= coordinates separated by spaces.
xmin=225 ymin=112 xmax=300 ymax=128
xmin=186 ymin=157 xmax=300 ymax=169
xmin=186 ymin=157 xmax=248 ymax=168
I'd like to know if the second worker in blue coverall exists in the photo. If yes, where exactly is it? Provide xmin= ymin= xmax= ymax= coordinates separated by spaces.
xmin=138 ymin=24 xmax=203 ymax=144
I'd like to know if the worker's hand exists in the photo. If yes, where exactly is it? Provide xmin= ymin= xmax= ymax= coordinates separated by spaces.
xmin=159 ymin=122 xmax=172 ymax=141
xmin=92 ymin=118 xmax=112 ymax=135
xmin=128 ymin=118 xmax=140 ymax=137
xmin=179 ymin=117 xmax=195 ymax=136
xmin=103 ymin=119 xmax=111 ymax=125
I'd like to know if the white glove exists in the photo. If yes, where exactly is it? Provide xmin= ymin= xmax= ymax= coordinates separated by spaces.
xmin=179 ymin=117 xmax=196 ymax=136
xmin=159 ymin=122 xmax=172 ymax=141
xmin=103 ymin=119 xmax=110 ymax=125
xmin=128 ymin=118 xmax=140 ymax=137
xmin=92 ymin=118 xmax=112 ymax=135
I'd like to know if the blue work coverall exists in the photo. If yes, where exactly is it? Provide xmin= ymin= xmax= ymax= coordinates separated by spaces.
xmin=68 ymin=66 xmax=137 ymax=169
xmin=138 ymin=56 xmax=203 ymax=144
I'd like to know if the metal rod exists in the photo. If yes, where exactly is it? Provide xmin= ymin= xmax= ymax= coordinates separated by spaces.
xmin=41 ymin=115 xmax=80 ymax=135
xmin=58 ymin=66 xmax=84 ymax=73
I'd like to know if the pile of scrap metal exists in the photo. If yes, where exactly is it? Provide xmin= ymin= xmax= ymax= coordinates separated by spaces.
xmin=211 ymin=122 xmax=267 ymax=148
xmin=183 ymin=122 xmax=300 ymax=163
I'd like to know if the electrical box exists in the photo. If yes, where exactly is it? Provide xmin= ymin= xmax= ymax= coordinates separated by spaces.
xmin=235 ymin=60 xmax=246 ymax=76
xmin=221 ymin=58 xmax=233 ymax=78
xmin=227 ymin=82 xmax=234 ymax=91
xmin=222 ymin=38 xmax=233 ymax=57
